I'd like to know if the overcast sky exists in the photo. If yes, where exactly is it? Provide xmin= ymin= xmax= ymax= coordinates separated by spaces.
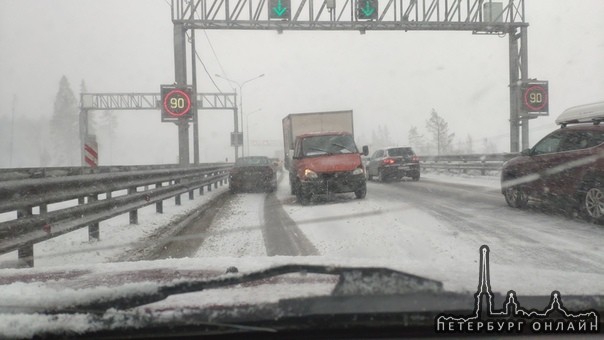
xmin=1 ymin=0 xmax=603 ymax=164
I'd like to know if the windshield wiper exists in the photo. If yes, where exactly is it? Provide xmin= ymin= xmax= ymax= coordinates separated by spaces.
xmin=306 ymin=147 xmax=330 ymax=155
xmin=330 ymin=142 xmax=355 ymax=153
xmin=44 ymin=264 xmax=443 ymax=315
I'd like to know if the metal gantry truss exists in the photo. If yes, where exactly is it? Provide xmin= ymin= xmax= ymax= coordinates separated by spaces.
xmin=171 ymin=0 xmax=531 ymax=152
xmin=172 ymin=0 xmax=526 ymax=33
xmin=78 ymin=92 xmax=237 ymax=167
xmin=80 ymin=92 xmax=237 ymax=111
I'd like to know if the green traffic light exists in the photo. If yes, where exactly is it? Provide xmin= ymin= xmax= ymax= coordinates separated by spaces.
xmin=272 ymin=0 xmax=287 ymax=17
xmin=361 ymin=1 xmax=375 ymax=17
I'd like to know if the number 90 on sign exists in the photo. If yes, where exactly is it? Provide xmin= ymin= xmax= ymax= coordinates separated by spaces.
xmin=163 ymin=89 xmax=192 ymax=117
xmin=522 ymin=83 xmax=548 ymax=114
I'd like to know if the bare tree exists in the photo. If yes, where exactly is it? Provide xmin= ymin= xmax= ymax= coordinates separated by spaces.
xmin=482 ymin=137 xmax=498 ymax=154
xmin=371 ymin=125 xmax=394 ymax=150
xmin=425 ymin=109 xmax=455 ymax=155
xmin=465 ymin=134 xmax=474 ymax=154
xmin=408 ymin=126 xmax=429 ymax=155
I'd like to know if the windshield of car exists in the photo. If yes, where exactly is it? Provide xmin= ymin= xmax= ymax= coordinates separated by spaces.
xmin=1 ymin=0 xmax=603 ymax=338
xmin=302 ymin=134 xmax=358 ymax=156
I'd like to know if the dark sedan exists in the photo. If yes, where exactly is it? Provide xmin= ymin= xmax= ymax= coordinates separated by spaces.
xmin=367 ymin=147 xmax=420 ymax=182
xmin=229 ymin=156 xmax=277 ymax=193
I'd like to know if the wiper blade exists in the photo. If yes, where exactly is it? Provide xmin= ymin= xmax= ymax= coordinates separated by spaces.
xmin=330 ymin=142 xmax=355 ymax=153
xmin=45 ymin=264 xmax=443 ymax=314
xmin=307 ymin=147 xmax=329 ymax=154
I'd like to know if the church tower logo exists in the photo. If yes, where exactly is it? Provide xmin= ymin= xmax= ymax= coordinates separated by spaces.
xmin=435 ymin=245 xmax=600 ymax=334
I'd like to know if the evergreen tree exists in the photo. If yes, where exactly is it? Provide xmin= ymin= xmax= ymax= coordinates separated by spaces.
xmin=50 ymin=76 xmax=80 ymax=165
xmin=425 ymin=109 xmax=455 ymax=155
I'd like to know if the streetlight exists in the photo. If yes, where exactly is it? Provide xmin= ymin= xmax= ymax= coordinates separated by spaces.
xmin=215 ymin=73 xmax=265 ymax=157
xmin=245 ymin=108 xmax=262 ymax=155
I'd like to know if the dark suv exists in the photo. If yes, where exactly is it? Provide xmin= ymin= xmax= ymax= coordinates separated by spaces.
xmin=501 ymin=101 xmax=604 ymax=222
xmin=367 ymin=147 xmax=420 ymax=182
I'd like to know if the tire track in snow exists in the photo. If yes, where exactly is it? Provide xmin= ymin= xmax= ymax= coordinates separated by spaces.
xmin=262 ymin=193 xmax=319 ymax=256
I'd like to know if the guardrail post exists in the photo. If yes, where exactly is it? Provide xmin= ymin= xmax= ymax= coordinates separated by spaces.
xmin=17 ymin=206 xmax=32 ymax=218
xmin=128 ymin=187 xmax=138 ymax=224
xmin=208 ymin=182 xmax=212 ymax=192
xmin=481 ymin=160 xmax=486 ymax=176
xmin=199 ymin=185 xmax=204 ymax=195
xmin=39 ymin=204 xmax=47 ymax=214
xmin=78 ymin=197 xmax=85 ymax=205
xmin=156 ymin=182 xmax=163 ymax=213
xmin=189 ymin=190 xmax=194 ymax=200
xmin=18 ymin=245 xmax=34 ymax=268
xmin=88 ymin=194 xmax=100 ymax=241
xmin=214 ymin=180 xmax=218 ymax=189
xmin=174 ymin=180 xmax=181 ymax=206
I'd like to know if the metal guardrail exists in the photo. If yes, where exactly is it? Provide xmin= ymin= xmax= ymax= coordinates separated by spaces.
xmin=0 ymin=164 xmax=231 ymax=267
xmin=420 ymin=152 xmax=520 ymax=175
xmin=0 ymin=163 xmax=228 ymax=182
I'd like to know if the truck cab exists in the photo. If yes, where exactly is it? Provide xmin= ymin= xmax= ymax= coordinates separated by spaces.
xmin=290 ymin=131 xmax=368 ymax=205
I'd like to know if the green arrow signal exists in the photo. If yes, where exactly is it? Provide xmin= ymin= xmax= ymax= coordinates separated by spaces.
xmin=273 ymin=0 xmax=287 ymax=17
xmin=361 ymin=1 xmax=375 ymax=17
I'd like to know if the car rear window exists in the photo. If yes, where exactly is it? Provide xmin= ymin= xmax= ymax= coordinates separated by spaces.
xmin=387 ymin=148 xmax=414 ymax=157
xmin=235 ymin=157 xmax=269 ymax=166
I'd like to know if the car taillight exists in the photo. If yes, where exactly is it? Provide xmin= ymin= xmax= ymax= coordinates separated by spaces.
xmin=382 ymin=158 xmax=396 ymax=165
xmin=412 ymin=155 xmax=420 ymax=162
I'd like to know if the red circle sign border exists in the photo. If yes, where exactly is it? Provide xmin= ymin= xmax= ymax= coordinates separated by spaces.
xmin=163 ymin=89 xmax=192 ymax=117
xmin=523 ymin=85 xmax=548 ymax=111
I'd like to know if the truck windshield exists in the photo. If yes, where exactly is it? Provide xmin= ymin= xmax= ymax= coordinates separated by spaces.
xmin=302 ymin=135 xmax=358 ymax=156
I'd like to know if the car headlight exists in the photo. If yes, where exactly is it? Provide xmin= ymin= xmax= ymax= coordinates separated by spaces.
xmin=352 ymin=167 xmax=364 ymax=175
xmin=304 ymin=169 xmax=318 ymax=179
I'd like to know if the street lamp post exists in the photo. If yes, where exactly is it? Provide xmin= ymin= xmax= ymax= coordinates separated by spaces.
xmin=245 ymin=108 xmax=262 ymax=155
xmin=215 ymin=73 xmax=265 ymax=157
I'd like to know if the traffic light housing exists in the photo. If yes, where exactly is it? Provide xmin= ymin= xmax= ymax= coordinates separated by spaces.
xmin=357 ymin=0 xmax=378 ymax=20
xmin=269 ymin=0 xmax=291 ymax=20
xmin=160 ymin=85 xmax=195 ymax=122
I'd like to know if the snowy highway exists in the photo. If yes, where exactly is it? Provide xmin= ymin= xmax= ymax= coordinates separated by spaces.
xmin=162 ymin=171 xmax=604 ymax=295
xmin=2 ymin=171 xmax=601 ymax=295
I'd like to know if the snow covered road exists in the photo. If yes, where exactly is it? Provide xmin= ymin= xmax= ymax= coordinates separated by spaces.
xmin=4 ymin=171 xmax=601 ymax=295
xmin=185 ymin=171 xmax=604 ymax=295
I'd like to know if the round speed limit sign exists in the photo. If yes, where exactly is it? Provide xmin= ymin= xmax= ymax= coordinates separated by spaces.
xmin=163 ymin=89 xmax=192 ymax=117
xmin=522 ymin=84 xmax=548 ymax=113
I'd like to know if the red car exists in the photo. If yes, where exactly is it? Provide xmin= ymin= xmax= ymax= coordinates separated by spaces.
xmin=501 ymin=101 xmax=604 ymax=222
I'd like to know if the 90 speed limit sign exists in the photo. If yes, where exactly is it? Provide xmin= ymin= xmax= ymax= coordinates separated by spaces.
xmin=160 ymin=85 xmax=195 ymax=121
xmin=521 ymin=81 xmax=548 ymax=115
